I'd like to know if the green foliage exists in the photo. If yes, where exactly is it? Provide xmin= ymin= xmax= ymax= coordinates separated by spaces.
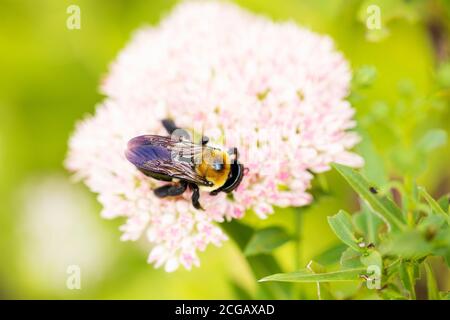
xmin=353 ymin=201 xmax=383 ymax=244
xmin=221 ymin=220 xmax=291 ymax=299
xmin=353 ymin=65 xmax=377 ymax=88
xmin=244 ymin=226 xmax=291 ymax=256
xmin=416 ymin=129 xmax=448 ymax=154
xmin=424 ymin=262 xmax=440 ymax=300
xmin=332 ymin=163 xmax=406 ymax=231
xmin=313 ymin=243 xmax=347 ymax=266
xmin=340 ymin=248 xmax=364 ymax=269
xmin=259 ymin=268 xmax=367 ymax=283
xmin=327 ymin=210 xmax=364 ymax=252
xmin=399 ymin=261 xmax=418 ymax=299
xmin=418 ymin=187 xmax=449 ymax=224
xmin=260 ymin=165 xmax=450 ymax=300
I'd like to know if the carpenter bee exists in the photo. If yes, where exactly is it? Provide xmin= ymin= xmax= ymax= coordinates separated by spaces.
xmin=125 ymin=119 xmax=245 ymax=210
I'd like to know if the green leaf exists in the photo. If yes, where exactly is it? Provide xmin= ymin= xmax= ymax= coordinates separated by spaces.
xmin=432 ymin=226 xmax=450 ymax=267
xmin=244 ymin=226 xmax=291 ymax=256
xmin=440 ymin=292 xmax=450 ymax=300
xmin=328 ymin=210 xmax=363 ymax=252
xmin=445 ymin=250 xmax=450 ymax=268
xmin=353 ymin=65 xmax=377 ymax=88
xmin=360 ymin=250 xmax=383 ymax=270
xmin=353 ymin=201 xmax=383 ymax=244
xmin=417 ymin=215 xmax=446 ymax=233
xmin=437 ymin=62 xmax=450 ymax=88
xmin=332 ymin=163 xmax=406 ymax=232
xmin=381 ymin=230 xmax=433 ymax=259
xmin=379 ymin=289 xmax=408 ymax=300
xmin=313 ymin=243 xmax=347 ymax=266
xmin=424 ymin=262 xmax=440 ymax=300
xmin=259 ymin=268 xmax=367 ymax=283
xmin=416 ymin=129 xmax=447 ymax=153
xmin=399 ymin=261 xmax=417 ymax=300
xmin=222 ymin=219 xmax=253 ymax=249
xmin=437 ymin=194 xmax=450 ymax=213
xmin=418 ymin=187 xmax=449 ymax=224
xmin=306 ymin=261 xmax=335 ymax=300
xmin=340 ymin=247 xmax=364 ymax=269
xmin=356 ymin=128 xmax=388 ymax=186
xmin=229 ymin=280 xmax=253 ymax=300
xmin=221 ymin=220 xmax=290 ymax=299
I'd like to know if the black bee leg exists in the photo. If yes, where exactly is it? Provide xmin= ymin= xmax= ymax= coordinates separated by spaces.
xmin=209 ymin=190 xmax=220 ymax=196
xmin=189 ymin=183 xmax=204 ymax=210
xmin=161 ymin=119 xmax=190 ymax=141
xmin=227 ymin=147 xmax=238 ymax=163
xmin=154 ymin=181 xmax=187 ymax=198
xmin=161 ymin=119 xmax=178 ymax=134
xmin=200 ymin=135 xmax=209 ymax=145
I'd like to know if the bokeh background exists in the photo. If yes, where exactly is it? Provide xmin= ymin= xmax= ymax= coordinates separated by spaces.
xmin=0 ymin=0 xmax=449 ymax=299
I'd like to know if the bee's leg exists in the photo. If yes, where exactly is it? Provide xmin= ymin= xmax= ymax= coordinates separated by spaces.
xmin=200 ymin=135 xmax=209 ymax=146
xmin=161 ymin=119 xmax=178 ymax=134
xmin=209 ymin=190 xmax=220 ymax=196
xmin=161 ymin=119 xmax=190 ymax=140
xmin=189 ymin=183 xmax=204 ymax=210
xmin=227 ymin=147 xmax=238 ymax=163
xmin=154 ymin=181 xmax=187 ymax=198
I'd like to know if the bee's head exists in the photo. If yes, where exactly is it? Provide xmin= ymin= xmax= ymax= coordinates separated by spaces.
xmin=219 ymin=147 xmax=245 ymax=193
xmin=196 ymin=147 xmax=245 ymax=193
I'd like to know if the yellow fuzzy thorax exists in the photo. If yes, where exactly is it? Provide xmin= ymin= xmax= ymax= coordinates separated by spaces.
xmin=195 ymin=148 xmax=231 ymax=191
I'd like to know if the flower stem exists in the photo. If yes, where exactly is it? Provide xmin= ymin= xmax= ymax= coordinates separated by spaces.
xmin=294 ymin=208 xmax=303 ymax=270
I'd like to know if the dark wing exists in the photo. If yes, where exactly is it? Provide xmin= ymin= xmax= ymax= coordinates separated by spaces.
xmin=125 ymin=135 xmax=211 ymax=186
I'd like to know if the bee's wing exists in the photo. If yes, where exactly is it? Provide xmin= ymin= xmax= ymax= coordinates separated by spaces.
xmin=125 ymin=135 xmax=211 ymax=186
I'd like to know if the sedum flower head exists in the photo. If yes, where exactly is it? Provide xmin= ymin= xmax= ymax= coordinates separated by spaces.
xmin=66 ymin=1 xmax=363 ymax=272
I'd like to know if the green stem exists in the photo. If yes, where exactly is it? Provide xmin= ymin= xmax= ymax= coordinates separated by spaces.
xmin=294 ymin=208 xmax=303 ymax=270
xmin=291 ymin=208 xmax=303 ymax=299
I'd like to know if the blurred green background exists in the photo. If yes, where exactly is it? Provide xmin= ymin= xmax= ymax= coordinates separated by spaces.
xmin=0 ymin=0 xmax=449 ymax=299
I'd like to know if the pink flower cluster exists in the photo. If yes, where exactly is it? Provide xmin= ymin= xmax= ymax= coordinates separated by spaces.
xmin=66 ymin=1 xmax=363 ymax=272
